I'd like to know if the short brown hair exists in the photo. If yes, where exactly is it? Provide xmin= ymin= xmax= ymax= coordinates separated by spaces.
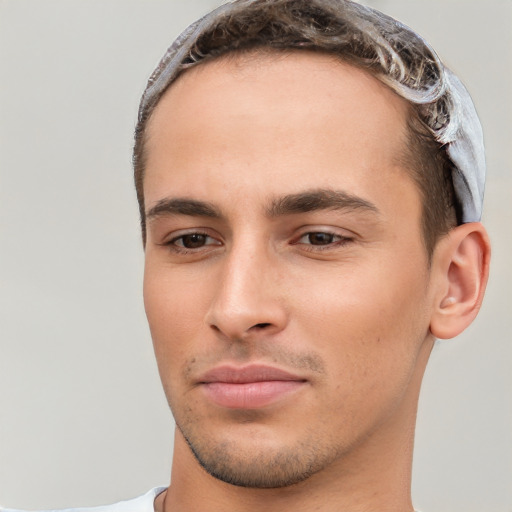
xmin=134 ymin=0 xmax=460 ymax=254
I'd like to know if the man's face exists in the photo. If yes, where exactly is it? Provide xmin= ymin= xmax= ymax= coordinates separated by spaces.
xmin=143 ymin=52 xmax=436 ymax=487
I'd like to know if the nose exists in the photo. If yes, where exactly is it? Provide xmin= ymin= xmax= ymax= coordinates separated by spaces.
xmin=205 ymin=242 xmax=288 ymax=341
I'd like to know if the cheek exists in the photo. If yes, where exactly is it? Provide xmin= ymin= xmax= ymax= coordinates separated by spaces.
xmin=291 ymin=253 xmax=431 ymax=393
xmin=143 ymin=262 xmax=212 ymax=368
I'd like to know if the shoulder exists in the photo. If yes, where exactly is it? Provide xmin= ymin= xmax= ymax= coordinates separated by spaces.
xmin=1 ymin=487 xmax=167 ymax=512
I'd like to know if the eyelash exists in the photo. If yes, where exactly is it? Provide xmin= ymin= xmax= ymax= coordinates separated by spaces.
xmin=162 ymin=229 xmax=352 ymax=255
xmin=294 ymin=231 xmax=353 ymax=251
xmin=164 ymin=231 xmax=221 ymax=254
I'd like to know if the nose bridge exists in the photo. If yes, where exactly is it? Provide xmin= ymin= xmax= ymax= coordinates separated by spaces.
xmin=206 ymin=234 xmax=287 ymax=339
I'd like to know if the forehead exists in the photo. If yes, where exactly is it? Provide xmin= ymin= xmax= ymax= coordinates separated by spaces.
xmin=144 ymin=51 xmax=416 ymax=214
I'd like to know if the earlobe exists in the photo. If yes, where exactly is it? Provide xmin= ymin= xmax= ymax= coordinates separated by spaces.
xmin=429 ymin=222 xmax=491 ymax=340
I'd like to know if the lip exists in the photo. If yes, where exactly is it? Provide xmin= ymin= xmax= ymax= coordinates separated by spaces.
xmin=198 ymin=364 xmax=307 ymax=409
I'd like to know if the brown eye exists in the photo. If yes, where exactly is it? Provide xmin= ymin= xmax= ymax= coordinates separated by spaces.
xmin=295 ymin=231 xmax=352 ymax=251
xmin=165 ymin=231 xmax=222 ymax=253
xmin=178 ymin=233 xmax=208 ymax=248
xmin=307 ymin=232 xmax=336 ymax=245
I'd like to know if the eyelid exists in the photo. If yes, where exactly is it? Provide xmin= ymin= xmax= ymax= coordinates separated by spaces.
xmin=291 ymin=226 xmax=355 ymax=251
xmin=170 ymin=232 xmax=220 ymax=246
xmin=159 ymin=228 xmax=223 ymax=252
xmin=173 ymin=233 xmax=220 ymax=251
xmin=296 ymin=232 xmax=346 ymax=243
xmin=160 ymin=227 xmax=216 ymax=242
xmin=293 ymin=225 xmax=354 ymax=240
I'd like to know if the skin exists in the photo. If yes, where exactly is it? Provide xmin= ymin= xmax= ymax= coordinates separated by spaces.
xmin=142 ymin=51 xmax=490 ymax=512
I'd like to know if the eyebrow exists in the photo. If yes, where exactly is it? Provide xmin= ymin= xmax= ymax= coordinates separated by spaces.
xmin=145 ymin=188 xmax=380 ymax=222
xmin=146 ymin=198 xmax=222 ymax=220
xmin=266 ymin=188 xmax=380 ymax=218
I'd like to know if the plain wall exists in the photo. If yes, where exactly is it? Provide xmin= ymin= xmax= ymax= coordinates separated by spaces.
xmin=1 ymin=1 xmax=510 ymax=510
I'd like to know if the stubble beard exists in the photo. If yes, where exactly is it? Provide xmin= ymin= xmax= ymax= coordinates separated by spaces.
xmin=175 ymin=417 xmax=341 ymax=489
xmin=169 ymin=347 xmax=337 ymax=488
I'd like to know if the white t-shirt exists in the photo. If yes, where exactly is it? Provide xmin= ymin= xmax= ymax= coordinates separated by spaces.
xmin=0 ymin=487 xmax=167 ymax=512
xmin=2 ymin=488 xmax=423 ymax=512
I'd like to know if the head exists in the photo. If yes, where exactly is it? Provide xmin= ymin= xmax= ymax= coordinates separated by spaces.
xmin=134 ymin=0 xmax=486 ymax=256
xmin=136 ymin=0 xmax=490 ymax=493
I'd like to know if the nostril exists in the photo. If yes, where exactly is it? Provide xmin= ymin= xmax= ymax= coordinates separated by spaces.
xmin=254 ymin=323 xmax=271 ymax=329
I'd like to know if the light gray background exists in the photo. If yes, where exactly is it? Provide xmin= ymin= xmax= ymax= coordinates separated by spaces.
xmin=0 ymin=1 xmax=510 ymax=510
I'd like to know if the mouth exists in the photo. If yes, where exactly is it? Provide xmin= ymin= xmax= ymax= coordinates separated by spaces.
xmin=197 ymin=364 xmax=308 ymax=409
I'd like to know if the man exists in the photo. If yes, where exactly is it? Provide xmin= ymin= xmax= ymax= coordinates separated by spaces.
xmin=1 ymin=0 xmax=491 ymax=511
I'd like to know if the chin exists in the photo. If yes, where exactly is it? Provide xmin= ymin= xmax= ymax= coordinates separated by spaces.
xmin=178 ymin=420 xmax=340 ymax=489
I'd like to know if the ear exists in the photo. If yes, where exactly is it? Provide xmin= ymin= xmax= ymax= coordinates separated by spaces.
xmin=429 ymin=222 xmax=491 ymax=340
